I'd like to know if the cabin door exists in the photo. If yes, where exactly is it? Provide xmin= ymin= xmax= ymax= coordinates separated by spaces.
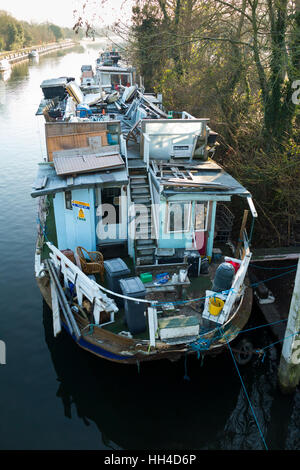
xmin=192 ymin=201 xmax=209 ymax=254
xmin=95 ymin=187 xmax=127 ymax=244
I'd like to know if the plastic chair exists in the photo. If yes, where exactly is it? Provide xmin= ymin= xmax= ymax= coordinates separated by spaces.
xmin=76 ymin=246 xmax=104 ymax=281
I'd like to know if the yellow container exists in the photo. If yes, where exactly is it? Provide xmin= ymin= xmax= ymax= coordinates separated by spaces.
xmin=208 ymin=297 xmax=224 ymax=316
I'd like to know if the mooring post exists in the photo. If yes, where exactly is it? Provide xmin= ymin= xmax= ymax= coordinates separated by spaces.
xmin=278 ymin=257 xmax=300 ymax=394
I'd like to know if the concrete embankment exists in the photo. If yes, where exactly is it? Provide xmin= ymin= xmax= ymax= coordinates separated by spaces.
xmin=0 ymin=41 xmax=77 ymax=66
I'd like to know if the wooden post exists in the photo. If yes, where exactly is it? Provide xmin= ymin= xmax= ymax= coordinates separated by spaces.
xmin=278 ymin=258 xmax=300 ymax=394
xmin=235 ymin=210 xmax=249 ymax=258
xmin=148 ymin=307 xmax=157 ymax=347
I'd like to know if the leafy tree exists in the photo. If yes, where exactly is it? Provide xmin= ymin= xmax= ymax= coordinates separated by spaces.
xmin=49 ymin=24 xmax=64 ymax=42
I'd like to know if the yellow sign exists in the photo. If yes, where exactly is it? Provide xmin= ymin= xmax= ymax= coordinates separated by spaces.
xmin=78 ymin=208 xmax=85 ymax=219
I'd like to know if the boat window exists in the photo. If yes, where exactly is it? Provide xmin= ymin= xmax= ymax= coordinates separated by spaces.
xmin=101 ymin=187 xmax=122 ymax=224
xmin=101 ymin=73 xmax=111 ymax=86
xmin=121 ymin=74 xmax=130 ymax=86
xmin=167 ymin=202 xmax=191 ymax=233
xmin=111 ymin=74 xmax=121 ymax=87
xmin=194 ymin=201 xmax=209 ymax=231
xmin=65 ymin=191 xmax=72 ymax=210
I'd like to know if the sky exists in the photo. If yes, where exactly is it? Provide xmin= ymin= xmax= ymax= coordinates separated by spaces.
xmin=0 ymin=0 xmax=134 ymax=28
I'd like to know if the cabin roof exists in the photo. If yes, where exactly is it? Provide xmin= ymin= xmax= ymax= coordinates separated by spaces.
xmin=53 ymin=151 xmax=124 ymax=176
xmin=31 ymin=163 xmax=128 ymax=198
xmin=96 ymin=65 xmax=132 ymax=73
xmin=153 ymin=160 xmax=250 ymax=197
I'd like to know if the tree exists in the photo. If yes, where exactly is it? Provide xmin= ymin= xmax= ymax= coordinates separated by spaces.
xmin=6 ymin=21 xmax=25 ymax=49
xmin=49 ymin=24 xmax=64 ymax=42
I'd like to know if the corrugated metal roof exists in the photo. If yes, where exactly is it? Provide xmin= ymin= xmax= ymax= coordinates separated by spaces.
xmin=53 ymin=153 xmax=124 ymax=176
xmin=31 ymin=163 xmax=128 ymax=198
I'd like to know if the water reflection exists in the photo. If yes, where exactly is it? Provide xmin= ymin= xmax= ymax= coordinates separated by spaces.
xmin=0 ymin=69 xmax=11 ymax=82
xmin=29 ymin=56 xmax=39 ymax=65
xmin=9 ymin=62 xmax=29 ymax=81
xmin=43 ymin=301 xmax=242 ymax=450
xmin=43 ymin=299 xmax=300 ymax=450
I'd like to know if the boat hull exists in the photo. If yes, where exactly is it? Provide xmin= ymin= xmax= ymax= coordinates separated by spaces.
xmin=37 ymin=273 xmax=253 ymax=365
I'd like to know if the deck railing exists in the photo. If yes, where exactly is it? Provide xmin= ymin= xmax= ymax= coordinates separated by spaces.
xmin=47 ymin=242 xmax=118 ymax=326
xmin=221 ymin=232 xmax=252 ymax=324
xmin=43 ymin=242 xmax=158 ymax=343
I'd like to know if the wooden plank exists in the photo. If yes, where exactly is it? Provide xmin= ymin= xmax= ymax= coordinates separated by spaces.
xmin=46 ymin=132 xmax=108 ymax=161
xmin=50 ymin=278 xmax=61 ymax=337
xmin=45 ymin=121 xmax=108 ymax=137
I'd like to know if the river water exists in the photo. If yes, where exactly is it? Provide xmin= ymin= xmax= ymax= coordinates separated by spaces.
xmin=0 ymin=41 xmax=299 ymax=451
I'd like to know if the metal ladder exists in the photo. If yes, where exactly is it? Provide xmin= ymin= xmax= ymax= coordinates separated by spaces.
xmin=128 ymin=157 xmax=157 ymax=266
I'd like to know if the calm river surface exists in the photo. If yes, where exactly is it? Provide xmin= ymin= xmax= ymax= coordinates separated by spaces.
xmin=0 ymin=41 xmax=299 ymax=451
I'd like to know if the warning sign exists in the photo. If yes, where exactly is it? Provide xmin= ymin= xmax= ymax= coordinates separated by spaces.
xmin=78 ymin=208 xmax=86 ymax=220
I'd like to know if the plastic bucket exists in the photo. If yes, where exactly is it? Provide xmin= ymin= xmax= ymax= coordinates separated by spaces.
xmin=209 ymin=297 xmax=224 ymax=316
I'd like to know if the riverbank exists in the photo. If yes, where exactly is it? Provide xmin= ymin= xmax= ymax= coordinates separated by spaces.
xmin=0 ymin=41 xmax=78 ymax=67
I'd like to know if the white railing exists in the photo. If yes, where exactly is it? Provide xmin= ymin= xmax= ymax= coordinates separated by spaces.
xmin=48 ymin=242 xmax=118 ymax=326
xmin=143 ymin=132 xmax=150 ymax=170
xmin=221 ymin=242 xmax=252 ymax=323
xmin=45 ymin=243 xmax=158 ymax=343
xmin=148 ymin=175 xmax=159 ymax=243
xmin=182 ymin=111 xmax=196 ymax=120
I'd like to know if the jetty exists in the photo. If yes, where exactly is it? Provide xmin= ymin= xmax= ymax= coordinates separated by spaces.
xmin=248 ymin=247 xmax=300 ymax=392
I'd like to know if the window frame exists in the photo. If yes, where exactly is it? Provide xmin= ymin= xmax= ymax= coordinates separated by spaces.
xmin=65 ymin=190 xmax=72 ymax=211
xmin=166 ymin=201 xmax=192 ymax=234
xmin=194 ymin=201 xmax=209 ymax=232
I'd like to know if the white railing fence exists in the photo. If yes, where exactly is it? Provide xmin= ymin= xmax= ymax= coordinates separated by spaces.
xmin=44 ymin=242 xmax=158 ymax=343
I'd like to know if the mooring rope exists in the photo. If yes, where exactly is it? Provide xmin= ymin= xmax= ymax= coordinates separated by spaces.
xmin=219 ymin=327 xmax=269 ymax=451
xmin=250 ymin=263 xmax=298 ymax=270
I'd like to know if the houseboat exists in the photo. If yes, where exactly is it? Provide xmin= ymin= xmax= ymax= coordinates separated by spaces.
xmin=79 ymin=65 xmax=99 ymax=94
xmin=95 ymin=50 xmax=135 ymax=95
xmin=31 ymin=69 xmax=258 ymax=365
xmin=28 ymin=49 xmax=39 ymax=59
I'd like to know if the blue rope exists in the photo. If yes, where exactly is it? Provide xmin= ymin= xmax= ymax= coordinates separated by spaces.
xmin=188 ymin=319 xmax=289 ymax=357
xmin=183 ymin=353 xmax=190 ymax=381
xmin=219 ymin=327 xmax=269 ymax=451
xmin=250 ymin=269 xmax=297 ymax=287
xmin=250 ymin=263 xmax=298 ymax=270
xmin=152 ymin=288 xmax=234 ymax=307
xmin=211 ymin=318 xmax=289 ymax=344
xmin=152 ymin=265 xmax=296 ymax=307
xmin=256 ymin=329 xmax=300 ymax=354
xmin=189 ymin=337 xmax=213 ymax=357
xmin=37 ymin=216 xmax=49 ymax=242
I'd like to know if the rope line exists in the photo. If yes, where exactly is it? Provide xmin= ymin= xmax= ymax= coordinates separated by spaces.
xmin=153 ymin=266 xmax=296 ymax=306
xmin=250 ymin=263 xmax=298 ymax=270
xmin=152 ymin=288 xmax=235 ymax=307
xmin=256 ymin=329 xmax=300 ymax=354
xmin=37 ymin=217 xmax=49 ymax=242
xmin=194 ymin=318 xmax=289 ymax=347
xmin=38 ymin=216 xmax=297 ymax=305
xmin=249 ymin=268 xmax=297 ymax=288
xmin=220 ymin=327 xmax=269 ymax=451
